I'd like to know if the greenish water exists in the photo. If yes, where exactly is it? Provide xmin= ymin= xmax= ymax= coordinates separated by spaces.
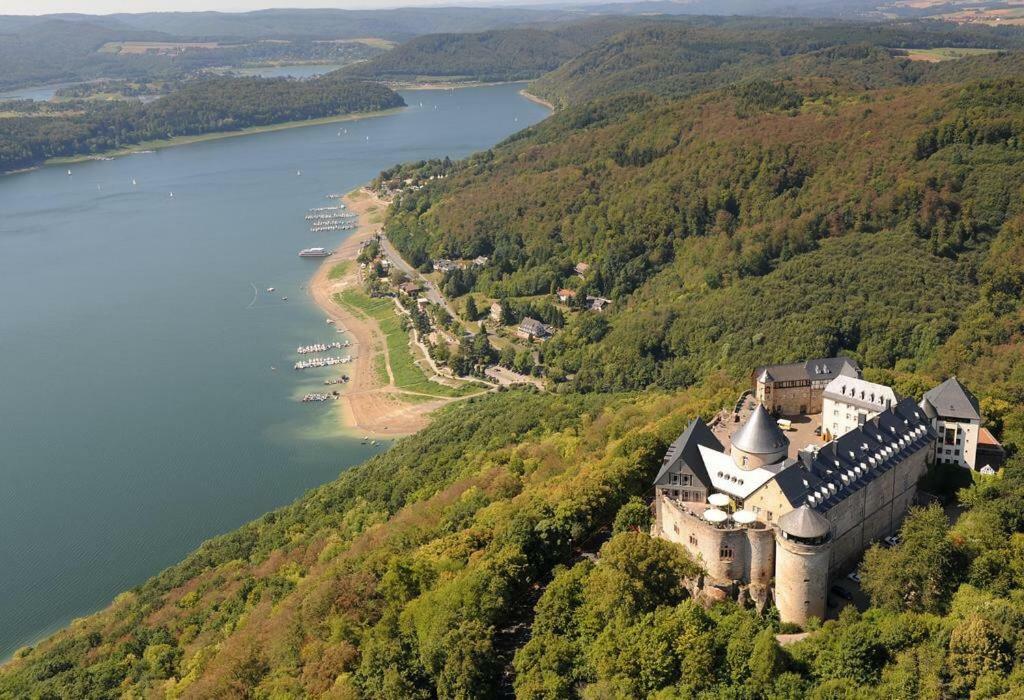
xmin=0 ymin=83 xmax=549 ymax=660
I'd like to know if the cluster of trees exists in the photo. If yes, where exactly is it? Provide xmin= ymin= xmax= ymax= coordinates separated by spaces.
xmin=0 ymin=18 xmax=386 ymax=93
xmin=6 ymin=376 xmax=1024 ymax=698
xmin=0 ymin=76 xmax=404 ymax=172
xmin=384 ymin=56 xmax=1024 ymax=397
xmin=528 ymin=18 xmax=1024 ymax=108
xmin=339 ymin=28 xmax=590 ymax=83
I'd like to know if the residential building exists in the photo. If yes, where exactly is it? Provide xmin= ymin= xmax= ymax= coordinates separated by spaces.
xmin=920 ymin=376 xmax=983 ymax=470
xmin=754 ymin=357 xmax=861 ymax=415
xmin=490 ymin=302 xmax=503 ymax=323
xmin=587 ymin=295 xmax=611 ymax=312
xmin=432 ymin=259 xmax=460 ymax=272
xmin=821 ymin=376 xmax=897 ymax=441
xmin=517 ymin=317 xmax=551 ymax=340
xmin=557 ymin=288 xmax=577 ymax=303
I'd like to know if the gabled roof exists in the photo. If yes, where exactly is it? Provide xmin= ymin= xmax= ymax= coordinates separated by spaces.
xmin=654 ymin=418 xmax=723 ymax=487
xmin=801 ymin=397 xmax=934 ymax=512
xmin=753 ymin=356 xmax=860 ymax=384
xmin=778 ymin=505 xmax=831 ymax=539
xmin=731 ymin=404 xmax=789 ymax=455
xmin=921 ymin=377 xmax=981 ymax=421
xmin=823 ymin=376 xmax=897 ymax=413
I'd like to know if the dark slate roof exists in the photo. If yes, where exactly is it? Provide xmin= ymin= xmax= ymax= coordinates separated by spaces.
xmin=518 ymin=317 xmax=549 ymax=336
xmin=753 ymin=356 xmax=860 ymax=384
xmin=778 ymin=505 xmax=831 ymax=539
xmin=799 ymin=397 xmax=934 ymax=513
xmin=921 ymin=377 xmax=981 ymax=421
xmin=654 ymin=418 xmax=723 ymax=488
xmin=773 ymin=462 xmax=823 ymax=508
xmin=731 ymin=404 xmax=789 ymax=455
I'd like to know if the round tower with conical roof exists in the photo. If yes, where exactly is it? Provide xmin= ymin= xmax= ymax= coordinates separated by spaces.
xmin=731 ymin=404 xmax=789 ymax=469
xmin=774 ymin=505 xmax=832 ymax=626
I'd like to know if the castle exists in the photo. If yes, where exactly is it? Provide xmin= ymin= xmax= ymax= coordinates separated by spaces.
xmin=653 ymin=358 xmax=939 ymax=625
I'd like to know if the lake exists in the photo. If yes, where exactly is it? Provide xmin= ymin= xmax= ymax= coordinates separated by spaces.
xmin=0 ymin=83 xmax=549 ymax=660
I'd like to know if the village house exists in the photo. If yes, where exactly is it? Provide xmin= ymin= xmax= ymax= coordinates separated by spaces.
xmin=754 ymin=357 xmax=861 ymax=415
xmin=489 ymin=302 xmax=503 ymax=323
xmin=574 ymin=262 xmax=590 ymax=277
xmin=472 ymin=255 xmax=489 ymax=267
xmin=517 ymin=317 xmax=552 ymax=340
xmin=557 ymin=288 xmax=577 ymax=303
xmin=432 ymin=259 xmax=460 ymax=273
xmin=587 ymin=295 xmax=611 ymax=312
xmin=821 ymin=376 xmax=897 ymax=441
xmin=398 ymin=281 xmax=422 ymax=296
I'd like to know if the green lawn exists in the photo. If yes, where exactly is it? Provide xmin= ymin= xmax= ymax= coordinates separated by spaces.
xmin=328 ymin=261 xmax=351 ymax=280
xmin=335 ymin=290 xmax=481 ymax=397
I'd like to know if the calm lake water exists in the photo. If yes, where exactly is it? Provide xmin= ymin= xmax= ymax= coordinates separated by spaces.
xmin=0 ymin=83 xmax=549 ymax=659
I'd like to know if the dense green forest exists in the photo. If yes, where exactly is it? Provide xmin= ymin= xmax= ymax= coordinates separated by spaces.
xmin=9 ymin=16 xmax=1024 ymax=700
xmin=0 ymin=76 xmax=403 ymax=172
xmin=337 ymin=22 xmax=635 ymax=83
xmin=0 ymin=19 xmax=387 ymax=93
xmin=384 ymin=46 xmax=1024 ymax=394
xmin=528 ymin=19 xmax=1024 ymax=107
xmin=4 ymin=388 xmax=1024 ymax=697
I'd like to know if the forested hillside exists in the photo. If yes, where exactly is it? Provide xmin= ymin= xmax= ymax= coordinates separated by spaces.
xmin=5 ymin=383 xmax=1024 ymax=697
xmin=384 ymin=64 xmax=1024 ymax=398
xmin=528 ymin=19 xmax=1024 ymax=107
xmin=0 ymin=76 xmax=403 ymax=172
xmin=8 ymin=18 xmax=1024 ymax=700
xmin=0 ymin=19 xmax=387 ymax=93
xmin=337 ymin=23 xmax=632 ymax=83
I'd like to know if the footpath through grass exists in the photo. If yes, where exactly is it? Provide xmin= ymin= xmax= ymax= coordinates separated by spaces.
xmin=335 ymin=290 xmax=481 ymax=397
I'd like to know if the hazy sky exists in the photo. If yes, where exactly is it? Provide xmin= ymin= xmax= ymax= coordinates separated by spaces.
xmin=0 ymin=0 xmax=522 ymax=13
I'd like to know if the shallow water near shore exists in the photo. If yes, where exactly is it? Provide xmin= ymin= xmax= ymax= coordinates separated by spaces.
xmin=0 ymin=83 xmax=549 ymax=659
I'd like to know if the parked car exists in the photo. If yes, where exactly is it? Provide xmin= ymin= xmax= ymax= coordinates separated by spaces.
xmin=847 ymin=570 xmax=862 ymax=584
xmin=830 ymin=585 xmax=854 ymax=601
xmin=884 ymin=534 xmax=901 ymax=547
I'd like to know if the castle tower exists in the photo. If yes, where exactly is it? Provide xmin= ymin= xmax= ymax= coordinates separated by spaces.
xmin=774 ymin=506 xmax=832 ymax=626
xmin=731 ymin=404 xmax=789 ymax=469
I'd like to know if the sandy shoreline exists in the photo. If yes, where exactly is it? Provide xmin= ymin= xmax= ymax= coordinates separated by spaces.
xmin=519 ymin=89 xmax=555 ymax=111
xmin=307 ymin=188 xmax=451 ymax=438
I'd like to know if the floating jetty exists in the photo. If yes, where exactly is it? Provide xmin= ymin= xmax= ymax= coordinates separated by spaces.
xmin=296 ymin=341 xmax=350 ymax=355
xmin=293 ymin=356 xmax=350 ymax=370
xmin=310 ymin=223 xmax=354 ymax=233
xmin=301 ymin=392 xmax=340 ymax=403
